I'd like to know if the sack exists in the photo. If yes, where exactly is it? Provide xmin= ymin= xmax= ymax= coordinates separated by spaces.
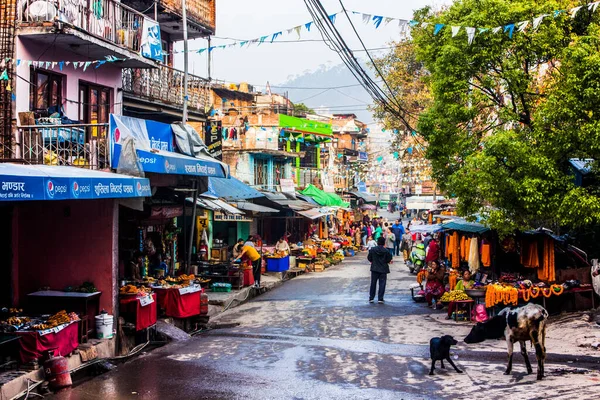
xmin=472 ymin=304 xmax=488 ymax=323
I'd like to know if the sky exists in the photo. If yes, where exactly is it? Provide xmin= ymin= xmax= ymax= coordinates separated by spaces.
xmin=175 ymin=0 xmax=451 ymax=91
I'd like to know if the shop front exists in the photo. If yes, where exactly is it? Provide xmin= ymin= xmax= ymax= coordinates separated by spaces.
xmin=0 ymin=163 xmax=151 ymax=364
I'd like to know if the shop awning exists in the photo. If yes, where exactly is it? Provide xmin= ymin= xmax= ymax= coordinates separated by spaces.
xmin=295 ymin=207 xmax=335 ymax=220
xmin=0 ymin=164 xmax=151 ymax=202
xmin=204 ymin=177 xmax=264 ymax=200
xmin=262 ymin=192 xmax=316 ymax=211
xmin=110 ymin=114 xmax=229 ymax=178
xmin=349 ymin=191 xmax=377 ymax=203
xmin=187 ymin=197 xmax=244 ymax=215
xmin=300 ymin=184 xmax=350 ymax=207
xmin=234 ymin=202 xmax=279 ymax=214
xmin=442 ymin=218 xmax=490 ymax=234
xmin=410 ymin=224 xmax=443 ymax=234
xmin=296 ymin=193 xmax=320 ymax=205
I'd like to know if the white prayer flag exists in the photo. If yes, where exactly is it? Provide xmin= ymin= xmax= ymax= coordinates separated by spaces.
xmin=570 ymin=6 xmax=583 ymax=17
xmin=422 ymin=22 xmax=430 ymax=28
xmin=465 ymin=27 xmax=476 ymax=45
xmin=51 ymin=62 xmax=57 ymax=69
xmin=517 ymin=20 xmax=529 ymax=32
xmin=589 ymin=2 xmax=600 ymax=13
xmin=45 ymin=61 xmax=51 ymax=69
xmin=492 ymin=26 xmax=502 ymax=34
xmin=294 ymin=25 xmax=302 ymax=39
xmin=73 ymin=62 xmax=79 ymax=69
xmin=451 ymin=26 xmax=461 ymax=37
xmin=362 ymin=14 xmax=371 ymax=24
xmin=384 ymin=17 xmax=394 ymax=25
xmin=532 ymin=14 xmax=547 ymax=30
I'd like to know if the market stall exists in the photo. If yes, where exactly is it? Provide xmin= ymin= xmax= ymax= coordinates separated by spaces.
xmin=119 ymin=293 xmax=157 ymax=331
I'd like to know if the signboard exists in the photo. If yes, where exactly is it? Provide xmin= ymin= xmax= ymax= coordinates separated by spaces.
xmin=140 ymin=19 xmax=163 ymax=61
xmin=139 ymin=294 xmax=154 ymax=307
xmin=278 ymin=114 xmax=332 ymax=136
xmin=415 ymin=184 xmax=423 ymax=195
xmin=279 ymin=178 xmax=295 ymax=193
xmin=205 ymin=121 xmax=223 ymax=161
xmin=213 ymin=212 xmax=252 ymax=222
xmin=178 ymin=285 xmax=202 ymax=295
xmin=358 ymin=151 xmax=368 ymax=162
xmin=357 ymin=181 xmax=367 ymax=193
xmin=150 ymin=206 xmax=183 ymax=219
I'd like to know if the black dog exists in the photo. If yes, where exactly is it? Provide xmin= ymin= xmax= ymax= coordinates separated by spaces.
xmin=429 ymin=335 xmax=463 ymax=375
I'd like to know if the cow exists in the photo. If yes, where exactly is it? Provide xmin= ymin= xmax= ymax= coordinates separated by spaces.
xmin=464 ymin=303 xmax=548 ymax=380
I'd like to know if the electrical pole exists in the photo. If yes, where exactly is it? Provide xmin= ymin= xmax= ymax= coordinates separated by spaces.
xmin=181 ymin=0 xmax=189 ymax=123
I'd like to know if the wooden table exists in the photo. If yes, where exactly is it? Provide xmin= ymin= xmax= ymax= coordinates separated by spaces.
xmin=453 ymin=300 xmax=475 ymax=322
xmin=27 ymin=291 xmax=101 ymax=342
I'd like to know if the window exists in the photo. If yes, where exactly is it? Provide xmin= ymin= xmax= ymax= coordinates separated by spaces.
xmin=79 ymin=82 xmax=112 ymax=137
xmin=30 ymin=69 xmax=63 ymax=112
xmin=299 ymin=142 xmax=318 ymax=168
xmin=274 ymin=160 xmax=285 ymax=185
xmin=254 ymin=157 xmax=269 ymax=188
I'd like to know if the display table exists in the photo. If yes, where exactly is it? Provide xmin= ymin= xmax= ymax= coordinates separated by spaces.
xmin=452 ymin=300 xmax=474 ymax=322
xmin=153 ymin=287 xmax=203 ymax=318
xmin=119 ymin=293 xmax=157 ymax=331
xmin=27 ymin=291 xmax=101 ymax=342
xmin=15 ymin=321 xmax=79 ymax=363
xmin=243 ymin=269 xmax=254 ymax=287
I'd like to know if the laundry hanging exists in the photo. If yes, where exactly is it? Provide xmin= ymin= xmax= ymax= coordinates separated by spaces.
xmin=481 ymin=242 xmax=491 ymax=267
xmin=538 ymin=237 xmax=556 ymax=281
xmin=520 ymin=240 xmax=539 ymax=268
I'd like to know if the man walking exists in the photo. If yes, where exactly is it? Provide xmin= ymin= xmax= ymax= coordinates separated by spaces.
xmin=368 ymin=237 xmax=393 ymax=304
xmin=384 ymin=227 xmax=396 ymax=256
xmin=391 ymin=219 xmax=405 ymax=257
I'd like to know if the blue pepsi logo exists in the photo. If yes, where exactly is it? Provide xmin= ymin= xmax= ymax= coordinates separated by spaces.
xmin=46 ymin=180 xmax=55 ymax=198
xmin=72 ymin=181 xmax=80 ymax=197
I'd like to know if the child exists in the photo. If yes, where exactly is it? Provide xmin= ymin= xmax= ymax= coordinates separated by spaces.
xmin=366 ymin=235 xmax=377 ymax=250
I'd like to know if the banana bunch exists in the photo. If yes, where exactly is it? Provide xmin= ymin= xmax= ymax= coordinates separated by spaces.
xmin=440 ymin=290 xmax=472 ymax=302
xmin=47 ymin=310 xmax=70 ymax=326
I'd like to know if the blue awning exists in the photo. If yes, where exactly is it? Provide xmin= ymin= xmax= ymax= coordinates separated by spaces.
xmin=203 ymin=177 xmax=264 ymax=201
xmin=0 ymin=164 xmax=151 ymax=202
xmin=109 ymin=114 xmax=228 ymax=178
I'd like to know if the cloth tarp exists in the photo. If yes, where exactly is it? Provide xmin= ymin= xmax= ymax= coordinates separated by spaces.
xmin=300 ymin=184 xmax=349 ymax=207
xmin=350 ymin=191 xmax=377 ymax=203
xmin=442 ymin=218 xmax=490 ymax=234
xmin=16 ymin=321 xmax=79 ymax=363
xmin=119 ymin=293 xmax=157 ymax=331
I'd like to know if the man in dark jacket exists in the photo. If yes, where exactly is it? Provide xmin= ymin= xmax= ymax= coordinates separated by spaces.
xmin=391 ymin=220 xmax=405 ymax=256
xmin=367 ymin=237 xmax=393 ymax=303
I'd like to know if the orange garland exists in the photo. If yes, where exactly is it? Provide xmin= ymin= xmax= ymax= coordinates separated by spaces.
xmin=551 ymin=284 xmax=564 ymax=295
xmin=542 ymin=288 xmax=553 ymax=298
xmin=449 ymin=273 xmax=457 ymax=291
xmin=530 ymin=287 xmax=541 ymax=298
xmin=522 ymin=288 xmax=530 ymax=302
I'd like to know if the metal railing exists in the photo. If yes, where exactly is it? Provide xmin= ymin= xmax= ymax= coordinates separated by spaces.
xmin=18 ymin=0 xmax=155 ymax=53
xmin=161 ymin=0 xmax=215 ymax=32
xmin=122 ymin=65 xmax=210 ymax=111
xmin=19 ymin=123 xmax=109 ymax=170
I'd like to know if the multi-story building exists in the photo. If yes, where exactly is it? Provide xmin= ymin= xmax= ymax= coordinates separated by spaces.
xmin=121 ymin=0 xmax=215 ymax=123
xmin=329 ymin=114 xmax=368 ymax=192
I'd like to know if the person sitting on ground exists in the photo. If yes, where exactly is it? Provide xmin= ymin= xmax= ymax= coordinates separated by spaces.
xmin=275 ymin=237 xmax=290 ymax=256
xmin=425 ymin=261 xmax=446 ymax=309
xmin=366 ymin=235 xmax=377 ymax=250
xmin=368 ymin=237 xmax=393 ymax=304
xmin=446 ymin=270 xmax=475 ymax=319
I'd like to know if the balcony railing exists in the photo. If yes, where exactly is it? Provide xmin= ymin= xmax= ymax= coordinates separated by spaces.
xmin=19 ymin=123 xmax=109 ymax=170
xmin=123 ymin=65 xmax=210 ymax=111
xmin=160 ymin=0 xmax=215 ymax=32
xmin=18 ymin=0 xmax=155 ymax=53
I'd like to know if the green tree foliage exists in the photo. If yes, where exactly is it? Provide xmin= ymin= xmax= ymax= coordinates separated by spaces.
xmin=292 ymin=102 xmax=315 ymax=116
xmin=400 ymin=0 xmax=600 ymax=233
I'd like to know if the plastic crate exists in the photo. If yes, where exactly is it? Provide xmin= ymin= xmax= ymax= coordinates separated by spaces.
xmin=211 ymin=283 xmax=232 ymax=292
xmin=266 ymin=256 xmax=290 ymax=272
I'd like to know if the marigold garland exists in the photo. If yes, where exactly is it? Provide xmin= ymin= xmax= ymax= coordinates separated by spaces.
xmin=551 ymin=284 xmax=564 ymax=295
xmin=521 ymin=288 xmax=530 ymax=302
xmin=542 ymin=288 xmax=553 ymax=298
xmin=530 ymin=287 xmax=540 ymax=298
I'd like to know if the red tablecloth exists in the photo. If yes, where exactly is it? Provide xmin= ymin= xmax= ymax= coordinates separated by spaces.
xmin=120 ymin=293 xmax=158 ymax=331
xmin=243 ymin=269 xmax=254 ymax=287
xmin=154 ymin=288 xmax=203 ymax=318
xmin=15 ymin=321 xmax=79 ymax=363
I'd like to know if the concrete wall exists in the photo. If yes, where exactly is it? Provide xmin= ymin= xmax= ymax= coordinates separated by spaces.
xmin=15 ymin=37 xmax=123 ymax=121
xmin=12 ymin=200 xmax=118 ymax=315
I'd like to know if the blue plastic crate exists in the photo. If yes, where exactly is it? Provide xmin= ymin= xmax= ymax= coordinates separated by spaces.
xmin=266 ymin=256 xmax=290 ymax=272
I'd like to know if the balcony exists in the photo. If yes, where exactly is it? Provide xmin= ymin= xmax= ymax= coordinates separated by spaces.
xmin=122 ymin=0 xmax=215 ymax=40
xmin=122 ymin=65 xmax=210 ymax=119
xmin=18 ymin=123 xmax=109 ymax=170
xmin=222 ymin=129 xmax=304 ymax=158
xmin=17 ymin=0 xmax=158 ymax=67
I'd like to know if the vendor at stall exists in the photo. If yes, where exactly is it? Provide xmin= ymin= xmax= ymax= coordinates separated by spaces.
xmin=275 ymin=237 xmax=290 ymax=256
xmin=446 ymin=270 xmax=475 ymax=319
xmin=127 ymin=251 xmax=144 ymax=281
xmin=425 ymin=260 xmax=446 ymax=308
xmin=232 ymin=238 xmax=245 ymax=260
xmin=237 ymin=238 xmax=262 ymax=288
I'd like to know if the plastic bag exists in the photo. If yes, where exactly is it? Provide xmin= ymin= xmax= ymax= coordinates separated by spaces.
xmin=116 ymin=136 xmax=144 ymax=177
xmin=472 ymin=304 xmax=488 ymax=323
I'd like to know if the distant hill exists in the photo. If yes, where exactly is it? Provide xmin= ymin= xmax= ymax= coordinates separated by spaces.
xmin=278 ymin=62 xmax=375 ymax=123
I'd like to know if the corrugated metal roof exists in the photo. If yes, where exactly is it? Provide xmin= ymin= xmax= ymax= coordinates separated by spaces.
xmin=204 ymin=177 xmax=264 ymax=201
xmin=569 ymin=158 xmax=594 ymax=175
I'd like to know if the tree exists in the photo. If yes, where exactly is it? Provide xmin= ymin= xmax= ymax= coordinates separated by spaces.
xmin=400 ymin=0 xmax=600 ymax=233
xmin=292 ymin=102 xmax=315 ymax=116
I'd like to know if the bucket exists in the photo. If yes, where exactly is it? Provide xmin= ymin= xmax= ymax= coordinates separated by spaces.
xmin=95 ymin=313 xmax=114 ymax=339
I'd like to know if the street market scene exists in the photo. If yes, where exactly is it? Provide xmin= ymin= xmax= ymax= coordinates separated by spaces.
xmin=0 ymin=0 xmax=600 ymax=398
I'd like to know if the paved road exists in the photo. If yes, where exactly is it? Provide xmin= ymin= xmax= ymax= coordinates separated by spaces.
xmin=53 ymin=253 xmax=600 ymax=400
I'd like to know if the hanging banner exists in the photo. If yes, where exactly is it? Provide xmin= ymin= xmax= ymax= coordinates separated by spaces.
xmin=140 ymin=19 xmax=163 ymax=62
xmin=205 ymin=121 xmax=223 ymax=161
